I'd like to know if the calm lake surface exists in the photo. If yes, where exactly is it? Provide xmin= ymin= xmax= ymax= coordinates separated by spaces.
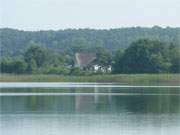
xmin=0 ymin=83 xmax=180 ymax=135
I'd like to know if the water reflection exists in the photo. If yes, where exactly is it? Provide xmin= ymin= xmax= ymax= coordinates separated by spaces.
xmin=0 ymin=87 xmax=179 ymax=114
xmin=0 ymin=87 xmax=180 ymax=135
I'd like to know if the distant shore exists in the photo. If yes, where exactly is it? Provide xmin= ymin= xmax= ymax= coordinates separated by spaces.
xmin=0 ymin=74 xmax=179 ymax=85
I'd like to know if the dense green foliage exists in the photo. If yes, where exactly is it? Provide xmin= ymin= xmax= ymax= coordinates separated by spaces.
xmin=93 ymin=48 xmax=112 ymax=72
xmin=0 ymin=39 xmax=179 ymax=74
xmin=0 ymin=26 xmax=179 ymax=74
xmin=0 ymin=27 xmax=179 ymax=58
xmin=0 ymin=59 xmax=27 ymax=74
xmin=0 ymin=44 xmax=71 ymax=74
xmin=113 ymin=39 xmax=180 ymax=73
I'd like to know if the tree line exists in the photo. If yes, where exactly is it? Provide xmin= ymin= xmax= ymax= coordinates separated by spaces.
xmin=0 ymin=39 xmax=179 ymax=75
xmin=0 ymin=26 xmax=179 ymax=58
xmin=113 ymin=39 xmax=179 ymax=73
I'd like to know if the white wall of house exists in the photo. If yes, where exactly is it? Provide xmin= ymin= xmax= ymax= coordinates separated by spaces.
xmin=93 ymin=65 xmax=101 ymax=71
xmin=93 ymin=65 xmax=112 ymax=73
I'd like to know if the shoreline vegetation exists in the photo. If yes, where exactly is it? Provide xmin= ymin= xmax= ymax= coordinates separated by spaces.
xmin=1 ymin=39 xmax=179 ymax=75
xmin=0 ymin=74 xmax=179 ymax=85
xmin=1 ymin=30 xmax=180 ymax=83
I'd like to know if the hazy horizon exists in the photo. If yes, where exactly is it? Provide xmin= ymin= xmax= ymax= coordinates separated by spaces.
xmin=1 ymin=0 xmax=180 ymax=31
xmin=1 ymin=26 xmax=180 ymax=32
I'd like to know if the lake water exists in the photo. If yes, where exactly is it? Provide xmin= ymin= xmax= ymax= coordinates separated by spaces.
xmin=0 ymin=83 xmax=180 ymax=135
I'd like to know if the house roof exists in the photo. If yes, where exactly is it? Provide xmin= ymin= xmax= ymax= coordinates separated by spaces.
xmin=75 ymin=52 xmax=96 ymax=68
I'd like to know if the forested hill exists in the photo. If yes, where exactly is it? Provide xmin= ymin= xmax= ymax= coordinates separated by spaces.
xmin=0 ymin=27 xmax=180 ymax=58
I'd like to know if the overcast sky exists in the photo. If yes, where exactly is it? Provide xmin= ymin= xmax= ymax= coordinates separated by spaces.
xmin=0 ymin=0 xmax=180 ymax=30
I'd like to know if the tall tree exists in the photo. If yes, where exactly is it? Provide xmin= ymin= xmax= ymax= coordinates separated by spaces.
xmin=94 ymin=49 xmax=112 ymax=72
xmin=24 ymin=43 xmax=49 ymax=68
xmin=112 ymin=49 xmax=124 ymax=73
xmin=113 ymin=39 xmax=172 ymax=73
xmin=13 ymin=60 xmax=27 ymax=74
xmin=26 ymin=59 xmax=37 ymax=74
xmin=168 ymin=44 xmax=180 ymax=73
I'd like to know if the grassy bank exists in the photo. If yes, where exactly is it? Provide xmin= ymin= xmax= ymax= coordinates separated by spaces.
xmin=0 ymin=74 xmax=179 ymax=85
